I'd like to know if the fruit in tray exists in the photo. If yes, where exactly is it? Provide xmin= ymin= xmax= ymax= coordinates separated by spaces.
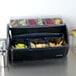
xmin=19 ymin=19 xmax=27 ymax=26
xmin=30 ymin=38 xmax=48 ymax=48
xmin=49 ymin=42 xmax=55 ymax=47
xmin=30 ymin=42 xmax=48 ymax=48
xmin=10 ymin=20 xmax=18 ymax=26
xmin=36 ymin=44 xmax=42 ymax=48
xmin=36 ymin=44 xmax=47 ymax=48
xmin=15 ymin=43 xmax=27 ymax=48
xmin=45 ymin=19 xmax=53 ymax=24
xmin=42 ymin=44 xmax=48 ymax=47
xmin=30 ymin=42 xmax=36 ymax=48
xmin=29 ymin=20 xmax=36 ymax=25
xmin=37 ymin=19 xmax=43 ymax=25
xmin=54 ymin=18 xmax=62 ymax=25
xmin=49 ymin=39 xmax=66 ymax=47
xmin=56 ymin=41 xmax=63 ymax=46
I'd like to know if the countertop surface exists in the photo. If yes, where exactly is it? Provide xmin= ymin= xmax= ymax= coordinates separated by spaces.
xmin=1 ymin=48 xmax=76 ymax=76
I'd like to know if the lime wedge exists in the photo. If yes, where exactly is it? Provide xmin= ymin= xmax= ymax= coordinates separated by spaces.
xmin=72 ymin=32 xmax=76 ymax=37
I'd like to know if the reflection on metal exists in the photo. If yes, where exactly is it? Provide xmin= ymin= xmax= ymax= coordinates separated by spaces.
xmin=1 ymin=55 xmax=5 ymax=76
xmin=0 ymin=39 xmax=7 ymax=67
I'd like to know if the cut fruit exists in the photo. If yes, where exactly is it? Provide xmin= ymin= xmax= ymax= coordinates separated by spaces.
xmin=15 ymin=43 xmax=27 ymax=48
xmin=35 ymin=43 xmax=47 ymax=48
xmin=49 ymin=38 xmax=66 ymax=47
xmin=30 ymin=42 xmax=36 ymax=48
xmin=37 ymin=19 xmax=43 ymax=25
xmin=49 ymin=42 xmax=55 ymax=47
xmin=29 ymin=20 xmax=36 ymax=25
xmin=10 ymin=20 xmax=18 ymax=26
xmin=54 ymin=18 xmax=62 ymax=25
xmin=45 ymin=19 xmax=53 ymax=25
xmin=36 ymin=44 xmax=42 ymax=48
xmin=19 ymin=20 xmax=27 ymax=26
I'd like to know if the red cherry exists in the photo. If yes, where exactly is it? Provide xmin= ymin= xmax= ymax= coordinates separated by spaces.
xmin=29 ymin=20 xmax=36 ymax=25
xmin=46 ymin=19 xmax=53 ymax=24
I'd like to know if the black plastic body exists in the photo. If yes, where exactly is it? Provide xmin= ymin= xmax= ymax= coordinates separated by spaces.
xmin=7 ymin=24 xmax=69 ymax=62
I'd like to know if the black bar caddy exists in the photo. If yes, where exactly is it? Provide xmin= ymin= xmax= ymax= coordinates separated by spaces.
xmin=7 ymin=18 xmax=69 ymax=62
